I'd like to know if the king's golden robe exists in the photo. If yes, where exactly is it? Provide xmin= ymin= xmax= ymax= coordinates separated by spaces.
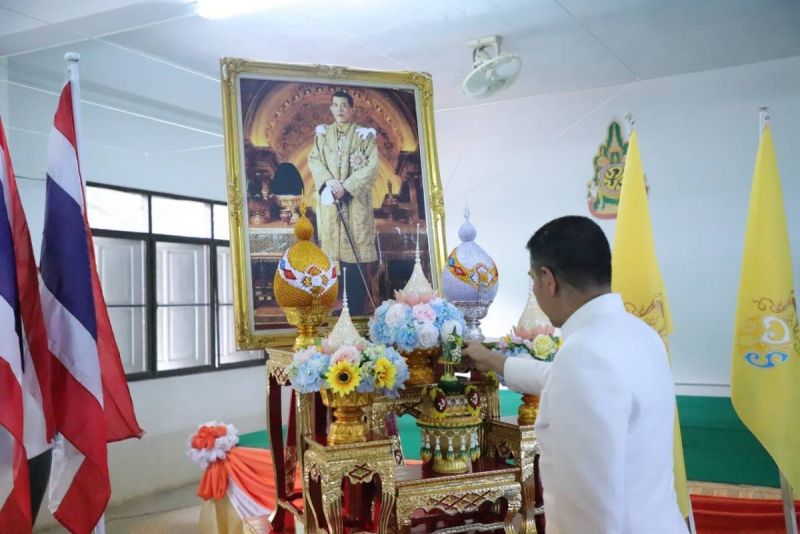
xmin=308 ymin=122 xmax=379 ymax=264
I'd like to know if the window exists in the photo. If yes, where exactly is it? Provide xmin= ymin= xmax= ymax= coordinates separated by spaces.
xmin=88 ymin=183 xmax=263 ymax=379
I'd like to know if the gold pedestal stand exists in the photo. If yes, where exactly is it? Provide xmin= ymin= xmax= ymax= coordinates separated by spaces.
xmin=399 ymin=347 xmax=440 ymax=385
xmin=320 ymin=390 xmax=373 ymax=445
xmin=303 ymin=437 xmax=402 ymax=534
xmin=283 ymin=305 xmax=330 ymax=351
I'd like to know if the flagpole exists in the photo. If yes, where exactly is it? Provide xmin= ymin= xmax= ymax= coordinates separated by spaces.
xmin=759 ymin=106 xmax=800 ymax=534
xmin=64 ymin=53 xmax=87 ymax=195
xmin=625 ymin=111 xmax=697 ymax=534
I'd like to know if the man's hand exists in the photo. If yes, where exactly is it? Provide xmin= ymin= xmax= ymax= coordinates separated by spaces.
xmin=326 ymin=180 xmax=345 ymax=199
xmin=462 ymin=341 xmax=507 ymax=375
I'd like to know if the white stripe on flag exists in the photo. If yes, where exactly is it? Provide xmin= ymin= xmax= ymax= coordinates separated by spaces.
xmin=39 ymin=280 xmax=103 ymax=406
xmin=22 ymin=333 xmax=50 ymax=458
xmin=0 ymin=150 xmax=11 ymax=227
xmin=48 ymin=434 xmax=85 ymax=512
xmin=0 ymin=429 xmax=14 ymax=508
xmin=46 ymin=128 xmax=84 ymax=210
xmin=0 ymin=298 xmax=22 ymax=383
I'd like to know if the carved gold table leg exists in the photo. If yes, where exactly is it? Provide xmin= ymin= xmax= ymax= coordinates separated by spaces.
xmin=322 ymin=489 xmax=344 ymax=534
xmin=378 ymin=489 xmax=396 ymax=533
xmin=505 ymin=489 xmax=523 ymax=534
xmin=520 ymin=474 xmax=537 ymax=534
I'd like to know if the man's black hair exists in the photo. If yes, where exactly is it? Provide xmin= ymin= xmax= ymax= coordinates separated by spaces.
xmin=526 ymin=215 xmax=611 ymax=290
xmin=331 ymin=90 xmax=353 ymax=107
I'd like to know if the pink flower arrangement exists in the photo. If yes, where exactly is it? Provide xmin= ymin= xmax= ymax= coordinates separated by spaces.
xmin=412 ymin=303 xmax=436 ymax=323
xmin=331 ymin=345 xmax=361 ymax=365
xmin=394 ymin=288 xmax=437 ymax=306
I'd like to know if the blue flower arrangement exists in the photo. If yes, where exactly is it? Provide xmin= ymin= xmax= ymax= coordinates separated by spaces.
xmin=367 ymin=297 xmax=466 ymax=353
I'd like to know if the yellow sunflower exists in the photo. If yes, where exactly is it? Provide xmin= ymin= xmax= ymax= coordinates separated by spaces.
xmin=327 ymin=360 xmax=361 ymax=395
xmin=373 ymin=357 xmax=397 ymax=390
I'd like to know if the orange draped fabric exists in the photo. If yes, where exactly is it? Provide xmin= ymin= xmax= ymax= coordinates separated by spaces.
xmin=197 ymin=447 xmax=302 ymax=510
xmin=693 ymin=495 xmax=800 ymax=534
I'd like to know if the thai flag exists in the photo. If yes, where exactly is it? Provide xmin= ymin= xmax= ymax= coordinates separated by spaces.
xmin=0 ymin=118 xmax=34 ymax=532
xmin=39 ymin=55 xmax=141 ymax=534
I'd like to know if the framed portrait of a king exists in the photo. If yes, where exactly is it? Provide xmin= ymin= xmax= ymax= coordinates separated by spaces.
xmin=220 ymin=58 xmax=447 ymax=349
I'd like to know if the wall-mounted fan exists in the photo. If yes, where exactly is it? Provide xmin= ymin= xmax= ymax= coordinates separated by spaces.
xmin=462 ymin=35 xmax=521 ymax=98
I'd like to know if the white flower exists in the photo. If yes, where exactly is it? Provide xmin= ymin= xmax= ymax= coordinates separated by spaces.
xmin=440 ymin=320 xmax=463 ymax=339
xmin=385 ymin=303 xmax=410 ymax=329
xmin=356 ymin=126 xmax=376 ymax=140
xmin=415 ymin=322 xmax=440 ymax=349
xmin=315 ymin=124 xmax=326 ymax=136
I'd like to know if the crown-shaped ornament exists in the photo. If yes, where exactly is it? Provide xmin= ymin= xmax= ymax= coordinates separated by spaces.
xmin=394 ymin=223 xmax=437 ymax=305
xmin=325 ymin=268 xmax=365 ymax=350
xmin=440 ymin=209 xmax=499 ymax=341
xmin=273 ymin=204 xmax=338 ymax=350
xmin=441 ymin=208 xmax=499 ymax=304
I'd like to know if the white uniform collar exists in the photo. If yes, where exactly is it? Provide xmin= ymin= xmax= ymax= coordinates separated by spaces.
xmin=560 ymin=292 xmax=623 ymax=340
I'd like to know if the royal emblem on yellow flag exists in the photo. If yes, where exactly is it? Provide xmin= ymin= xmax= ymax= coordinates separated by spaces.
xmin=587 ymin=121 xmax=627 ymax=219
xmin=731 ymin=125 xmax=800 ymax=491
xmin=611 ymin=130 xmax=691 ymax=518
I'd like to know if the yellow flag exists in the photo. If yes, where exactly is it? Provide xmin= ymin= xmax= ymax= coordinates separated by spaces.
xmin=611 ymin=131 xmax=691 ymax=517
xmin=731 ymin=125 xmax=800 ymax=490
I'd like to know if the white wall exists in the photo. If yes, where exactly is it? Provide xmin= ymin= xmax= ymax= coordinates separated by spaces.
xmin=436 ymin=55 xmax=800 ymax=394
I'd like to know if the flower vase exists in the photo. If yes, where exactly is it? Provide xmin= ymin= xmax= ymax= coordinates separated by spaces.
xmin=518 ymin=394 xmax=539 ymax=426
xmin=400 ymin=347 xmax=440 ymax=385
xmin=320 ymin=389 xmax=374 ymax=445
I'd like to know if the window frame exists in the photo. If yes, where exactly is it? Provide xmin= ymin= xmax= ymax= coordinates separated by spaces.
xmin=88 ymin=181 xmax=265 ymax=381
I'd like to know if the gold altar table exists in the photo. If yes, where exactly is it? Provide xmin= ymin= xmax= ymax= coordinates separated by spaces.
xmin=485 ymin=417 xmax=543 ymax=534
xmin=395 ymin=459 xmax=522 ymax=533
xmin=265 ymin=348 xmax=544 ymax=533
xmin=303 ymin=436 xmax=402 ymax=534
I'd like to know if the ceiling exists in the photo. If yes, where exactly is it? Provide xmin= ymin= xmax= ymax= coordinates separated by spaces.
xmin=2 ymin=0 xmax=800 ymax=167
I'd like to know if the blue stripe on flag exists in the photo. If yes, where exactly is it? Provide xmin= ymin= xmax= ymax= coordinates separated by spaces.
xmin=0 ymin=177 xmax=24 ymax=368
xmin=40 ymin=175 xmax=97 ymax=339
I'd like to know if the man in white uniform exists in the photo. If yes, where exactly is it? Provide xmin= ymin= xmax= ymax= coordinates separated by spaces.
xmin=464 ymin=216 xmax=686 ymax=534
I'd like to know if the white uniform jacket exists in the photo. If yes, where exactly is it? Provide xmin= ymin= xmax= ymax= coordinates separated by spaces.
xmin=504 ymin=293 xmax=686 ymax=534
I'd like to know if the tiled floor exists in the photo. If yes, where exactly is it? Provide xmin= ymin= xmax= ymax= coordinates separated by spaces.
xmin=34 ymin=483 xmax=201 ymax=533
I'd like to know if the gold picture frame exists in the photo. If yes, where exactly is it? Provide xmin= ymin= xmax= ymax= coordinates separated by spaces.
xmin=221 ymin=58 xmax=447 ymax=349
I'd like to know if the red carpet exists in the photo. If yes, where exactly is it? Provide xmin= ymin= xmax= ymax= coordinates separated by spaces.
xmin=693 ymin=494 xmax=800 ymax=533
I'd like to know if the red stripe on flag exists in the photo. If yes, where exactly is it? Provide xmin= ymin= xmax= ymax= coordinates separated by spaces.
xmin=51 ymin=358 xmax=108 ymax=467
xmin=49 ymin=358 xmax=109 ymax=534
xmin=0 ymin=362 xmax=31 ymax=532
xmin=53 ymin=82 xmax=78 ymax=150
xmin=0 ymin=118 xmax=55 ymax=442
xmin=52 ymin=455 xmax=109 ymax=534
xmin=0 ymin=447 xmax=31 ymax=533
xmin=88 ymin=241 xmax=143 ymax=441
